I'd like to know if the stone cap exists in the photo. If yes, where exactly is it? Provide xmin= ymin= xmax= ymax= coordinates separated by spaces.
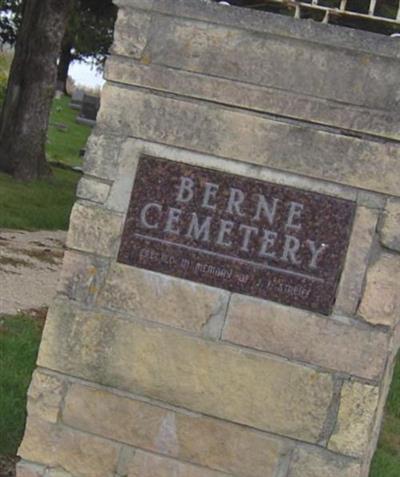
xmin=113 ymin=0 xmax=400 ymax=60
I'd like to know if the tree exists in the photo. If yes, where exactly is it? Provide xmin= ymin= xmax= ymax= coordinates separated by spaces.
xmin=56 ymin=0 xmax=117 ymax=94
xmin=0 ymin=0 xmax=73 ymax=180
xmin=0 ymin=1 xmax=117 ymax=95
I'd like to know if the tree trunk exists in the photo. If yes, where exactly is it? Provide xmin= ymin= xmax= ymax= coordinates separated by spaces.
xmin=0 ymin=0 xmax=73 ymax=181
xmin=56 ymin=36 xmax=73 ymax=95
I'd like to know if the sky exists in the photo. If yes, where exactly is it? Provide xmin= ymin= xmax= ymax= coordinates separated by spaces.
xmin=69 ymin=60 xmax=105 ymax=89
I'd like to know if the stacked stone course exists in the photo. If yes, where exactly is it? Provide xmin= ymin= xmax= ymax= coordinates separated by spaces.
xmin=17 ymin=1 xmax=400 ymax=476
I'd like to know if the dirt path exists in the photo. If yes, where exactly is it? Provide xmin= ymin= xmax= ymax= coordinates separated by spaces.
xmin=0 ymin=230 xmax=66 ymax=316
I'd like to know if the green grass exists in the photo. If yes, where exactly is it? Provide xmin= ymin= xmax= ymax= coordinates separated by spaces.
xmin=370 ymin=359 xmax=400 ymax=476
xmin=0 ymin=167 xmax=80 ymax=230
xmin=0 ymin=314 xmax=43 ymax=455
xmin=47 ymin=95 xmax=92 ymax=167
xmin=0 ymin=93 xmax=88 ymax=231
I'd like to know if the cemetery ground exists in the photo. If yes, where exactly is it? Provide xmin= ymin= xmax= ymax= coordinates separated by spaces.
xmin=0 ymin=96 xmax=399 ymax=477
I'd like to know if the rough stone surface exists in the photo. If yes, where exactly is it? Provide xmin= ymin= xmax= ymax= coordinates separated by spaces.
xmin=380 ymin=198 xmax=400 ymax=252
xmin=119 ymin=449 xmax=233 ymax=477
xmin=66 ymin=203 xmax=123 ymax=258
xmin=18 ymin=418 xmax=119 ymax=477
xmin=99 ymin=84 xmax=400 ymax=198
xmin=38 ymin=303 xmax=334 ymax=443
xmin=329 ymin=381 xmax=379 ymax=457
xmin=57 ymin=251 xmax=110 ymax=306
xmin=223 ymin=295 xmax=388 ymax=380
xmin=335 ymin=207 xmax=378 ymax=315
xmin=103 ymin=139 xmax=139 ymax=213
xmin=45 ymin=470 xmax=74 ymax=477
xmin=27 ymin=371 xmax=65 ymax=423
xmin=287 ymin=447 xmax=361 ymax=477
xmin=358 ymin=252 xmax=400 ymax=327
xmin=143 ymin=13 xmax=399 ymax=112
xmin=114 ymin=0 xmax=400 ymax=63
xmin=97 ymin=263 xmax=230 ymax=338
xmin=76 ymin=177 xmax=110 ymax=204
xmin=114 ymin=137 xmax=357 ymax=202
xmin=106 ymin=56 xmax=400 ymax=141
xmin=112 ymin=9 xmax=151 ymax=59
xmin=356 ymin=191 xmax=386 ymax=210
xmin=83 ymin=133 xmax=123 ymax=181
xmin=63 ymin=382 xmax=284 ymax=477
xmin=16 ymin=461 xmax=45 ymax=477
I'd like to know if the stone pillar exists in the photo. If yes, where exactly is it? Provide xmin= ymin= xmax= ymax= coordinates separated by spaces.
xmin=17 ymin=1 xmax=400 ymax=476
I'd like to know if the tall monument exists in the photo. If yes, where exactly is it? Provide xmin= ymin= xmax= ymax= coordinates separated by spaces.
xmin=18 ymin=1 xmax=400 ymax=476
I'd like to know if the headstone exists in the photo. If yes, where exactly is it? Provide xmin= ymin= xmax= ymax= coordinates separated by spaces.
xmin=76 ymin=94 xmax=100 ymax=127
xmin=17 ymin=1 xmax=400 ymax=477
xmin=69 ymin=89 xmax=85 ymax=110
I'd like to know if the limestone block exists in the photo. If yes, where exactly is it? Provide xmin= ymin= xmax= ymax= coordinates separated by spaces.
xmin=38 ymin=303 xmax=334 ymax=443
xmin=127 ymin=9 xmax=399 ymax=111
xmin=287 ymin=447 xmax=361 ymax=477
xmin=97 ymin=264 xmax=230 ymax=338
xmin=380 ymin=198 xmax=400 ymax=251
xmin=83 ymin=133 xmax=123 ymax=181
xmin=63 ymin=383 xmax=284 ymax=477
xmin=38 ymin=303 xmax=117 ymax=382
xmin=105 ymin=56 xmax=400 ymax=141
xmin=45 ymin=470 xmax=73 ymax=477
xmin=112 ymin=9 xmax=151 ymax=59
xmin=76 ymin=177 xmax=110 ymax=204
xmin=329 ymin=381 xmax=379 ymax=457
xmin=118 ymin=448 xmax=234 ymax=477
xmin=18 ymin=418 xmax=119 ymax=477
xmin=120 ymin=136 xmax=356 ymax=202
xmin=103 ymin=139 xmax=139 ymax=213
xmin=16 ymin=461 xmax=45 ymax=477
xmin=99 ymin=84 xmax=400 ymax=198
xmin=66 ymin=203 xmax=123 ymax=258
xmin=335 ymin=207 xmax=378 ymax=315
xmin=357 ymin=191 xmax=386 ymax=210
xmin=358 ymin=252 xmax=400 ymax=327
xmin=57 ymin=251 xmax=110 ymax=305
xmin=223 ymin=295 xmax=388 ymax=381
xmin=26 ymin=370 xmax=65 ymax=423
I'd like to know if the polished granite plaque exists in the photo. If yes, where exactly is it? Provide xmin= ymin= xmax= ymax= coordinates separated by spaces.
xmin=118 ymin=156 xmax=356 ymax=314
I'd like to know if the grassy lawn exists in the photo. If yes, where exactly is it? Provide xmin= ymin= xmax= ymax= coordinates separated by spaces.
xmin=0 ymin=167 xmax=80 ymax=230
xmin=0 ymin=314 xmax=44 ymax=456
xmin=47 ymin=95 xmax=92 ymax=168
xmin=370 ymin=358 xmax=400 ymax=476
xmin=0 ymin=93 xmax=87 ymax=231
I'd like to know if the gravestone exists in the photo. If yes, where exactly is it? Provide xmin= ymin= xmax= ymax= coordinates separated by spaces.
xmin=76 ymin=94 xmax=100 ymax=126
xmin=17 ymin=1 xmax=400 ymax=476
xmin=69 ymin=89 xmax=85 ymax=110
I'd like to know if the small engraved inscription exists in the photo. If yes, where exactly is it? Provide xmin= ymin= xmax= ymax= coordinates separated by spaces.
xmin=118 ymin=156 xmax=356 ymax=314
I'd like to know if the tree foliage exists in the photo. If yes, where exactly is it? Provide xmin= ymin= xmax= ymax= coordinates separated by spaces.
xmin=0 ymin=0 xmax=116 ymax=63
xmin=0 ymin=0 xmax=22 ymax=44
xmin=65 ymin=0 xmax=117 ymax=65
